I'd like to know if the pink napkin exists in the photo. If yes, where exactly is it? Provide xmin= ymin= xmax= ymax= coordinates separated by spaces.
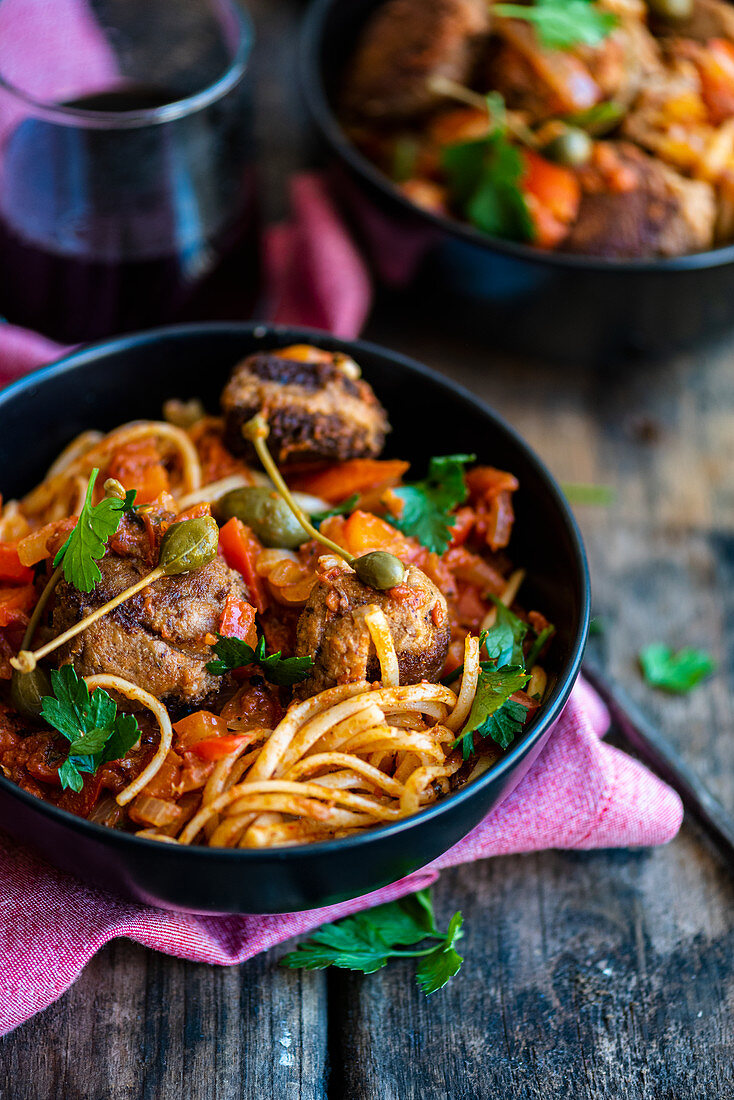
xmin=0 ymin=175 xmax=683 ymax=1035
xmin=0 ymin=682 xmax=682 ymax=1034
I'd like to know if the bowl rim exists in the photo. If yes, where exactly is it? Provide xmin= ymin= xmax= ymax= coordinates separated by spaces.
xmin=0 ymin=320 xmax=590 ymax=862
xmin=299 ymin=0 xmax=734 ymax=275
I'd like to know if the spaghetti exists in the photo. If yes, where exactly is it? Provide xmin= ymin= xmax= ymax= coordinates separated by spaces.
xmin=0 ymin=351 xmax=554 ymax=849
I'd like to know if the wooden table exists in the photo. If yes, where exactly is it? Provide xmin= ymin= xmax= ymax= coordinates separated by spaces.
xmin=3 ymin=1 xmax=734 ymax=1095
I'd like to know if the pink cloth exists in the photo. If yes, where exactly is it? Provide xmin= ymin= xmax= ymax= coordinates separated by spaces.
xmin=0 ymin=682 xmax=683 ymax=1034
xmin=0 ymin=0 xmax=118 ymax=145
xmin=0 ymin=178 xmax=683 ymax=1035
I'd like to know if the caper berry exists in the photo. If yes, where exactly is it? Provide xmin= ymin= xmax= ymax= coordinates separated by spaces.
xmin=216 ymin=487 xmax=310 ymax=549
xmin=647 ymin=0 xmax=692 ymax=19
xmin=11 ymin=665 xmax=51 ymax=720
xmin=542 ymin=126 xmax=592 ymax=168
xmin=354 ymin=551 xmax=406 ymax=591
xmin=159 ymin=516 xmax=220 ymax=575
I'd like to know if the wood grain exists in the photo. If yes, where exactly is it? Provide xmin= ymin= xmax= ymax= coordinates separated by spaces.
xmin=2 ymin=0 xmax=734 ymax=1096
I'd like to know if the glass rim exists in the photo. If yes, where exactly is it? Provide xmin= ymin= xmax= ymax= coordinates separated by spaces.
xmin=0 ymin=0 xmax=253 ymax=129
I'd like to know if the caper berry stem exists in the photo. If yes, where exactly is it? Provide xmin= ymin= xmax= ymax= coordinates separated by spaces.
xmin=427 ymin=76 xmax=538 ymax=149
xmin=19 ymin=564 xmax=63 ymax=651
xmin=243 ymin=415 xmax=358 ymax=568
xmin=11 ymin=565 xmax=167 ymax=674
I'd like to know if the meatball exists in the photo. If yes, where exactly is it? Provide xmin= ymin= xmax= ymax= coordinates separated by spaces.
xmin=52 ymin=551 xmax=250 ymax=709
xmin=221 ymin=345 xmax=389 ymax=467
xmin=669 ymin=0 xmax=734 ymax=41
xmin=342 ymin=0 xmax=491 ymax=122
xmin=295 ymin=559 xmax=450 ymax=698
xmin=563 ymin=142 xmax=715 ymax=258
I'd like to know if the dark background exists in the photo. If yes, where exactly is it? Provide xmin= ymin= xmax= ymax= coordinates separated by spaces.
xmin=1 ymin=0 xmax=734 ymax=1096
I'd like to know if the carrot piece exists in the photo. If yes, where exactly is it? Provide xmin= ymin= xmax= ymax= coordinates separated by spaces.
xmin=219 ymin=593 xmax=257 ymax=645
xmin=0 ymin=585 xmax=36 ymax=628
xmin=174 ymin=710 xmax=231 ymax=750
xmin=173 ymin=502 xmax=212 ymax=522
xmin=342 ymin=510 xmax=416 ymax=558
xmin=0 ymin=543 xmax=34 ymax=584
xmin=218 ymin=518 xmax=268 ymax=613
xmin=107 ymin=439 xmax=169 ymax=503
xmin=290 ymin=459 xmax=410 ymax=503
xmin=521 ymin=150 xmax=580 ymax=249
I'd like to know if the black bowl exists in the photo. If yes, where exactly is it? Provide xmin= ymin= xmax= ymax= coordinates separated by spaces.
xmin=0 ymin=322 xmax=589 ymax=913
xmin=300 ymin=0 xmax=734 ymax=364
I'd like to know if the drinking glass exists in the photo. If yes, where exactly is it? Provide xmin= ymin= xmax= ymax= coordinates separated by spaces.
xmin=0 ymin=0 xmax=257 ymax=343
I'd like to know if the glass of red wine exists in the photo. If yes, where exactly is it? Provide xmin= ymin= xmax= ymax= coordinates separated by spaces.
xmin=0 ymin=0 xmax=256 ymax=343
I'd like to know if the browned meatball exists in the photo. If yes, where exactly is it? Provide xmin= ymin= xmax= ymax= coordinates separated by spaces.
xmin=221 ymin=345 xmax=389 ymax=467
xmin=342 ymin=0 xmax=491 ymax=122
xmin=563 ymin=142 xmax=715 ymax=259
xmin=668 ymin=0 xmax=734 ymax=41
xmin=53 ymin=552 xmax=250 ymax=708
xmin=294 ymin=559 xmax=450 ymax=698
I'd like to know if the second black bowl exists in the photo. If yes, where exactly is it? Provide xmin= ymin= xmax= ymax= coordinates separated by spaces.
xmin=0 ymin=323 xmax=588 ymax=912
xmin=300 ymin=0 xmax=734 ymax=364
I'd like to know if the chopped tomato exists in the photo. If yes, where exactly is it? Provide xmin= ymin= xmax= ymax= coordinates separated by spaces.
xmin=219 ymin=517 xmax=268 ymax=613
xmin=521 ymin=150 xmax=580 ymax=249
xmin=290 ymin=459 xmax=410 ymax=504
xmin=466 ymin=467 xmax=519 ymax=551
xmin=173 ymin=502 xmax=212 ymax=522
xmin=0 ymin=585 xmax=35 ymax=628
xmin=0 ymin=543 xmax=34 ymax=584
xmin=219 ymin=593 xmax=257 ymax=644
xmin=190 ymin=734 xmax=249 ymax=760
xmin=447 ymin=507 xmax=475 ymax=548
xmin=220 ymin=679 xmax=285 ymax=731
xmin=141 ymin=749 xmax=183 ymax=799
xmin=454 ymin=582 xmax=489 ymax=632
xmin=174 ymin=710 xmax=230 ymax=750
xmin=680 ymin=38 xmax=734 ymax=124
xmin=107 ymin=439 xmax=170 ymax=503
xmin=467 ymin=467 xmax=520 ymax=500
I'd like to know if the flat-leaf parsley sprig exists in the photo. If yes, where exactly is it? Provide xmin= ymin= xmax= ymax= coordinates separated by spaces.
xmin=390 ymin=453 xmax=475 ymax=555
xmin=207 ymin=634 xmax=314 ymax=686
xmin=639 ymin=644 xmax=716 ymax=694
xmin=41 ymin=665 xmax=140 ymax=792
xmin=450 ymin=600 xmax=559 ymax=759
xmin=54 ymin=468 xmax=137 ymax=593
xmin=281 ymin=888 xmax=464 ymax=995
xmin=493 ymin=0 xmax=617 ymax=50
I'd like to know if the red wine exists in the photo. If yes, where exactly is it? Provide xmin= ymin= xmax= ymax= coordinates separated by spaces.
xmin=0 ymin=85 xmax=258 ymax=342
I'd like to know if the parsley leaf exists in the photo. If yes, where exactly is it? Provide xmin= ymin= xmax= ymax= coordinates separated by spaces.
xmin=40 ymin=665 xmax=140 ymax=792
xmin=310 ymin=494 xmax=360 ymax=527
xmin=493 ymin=0 xmax=617 ymax=50
xmin=478 ymin=697 xmax=529 ymax=750
xmin=483 ymin=599 xmax=528 ymax=667
xmin=415 ymin=912 xmax=464 ymax=995
xmin=526 ymin=623 xmax=555 ymax=670
xmin=53 ymin=468 xmax=137 ymax=593
xmin=207 ymin=634 xmax=313 ymax=686
xmin=392 ymin=454 xmax=475 ymax=554
xmin=281 ymin=888 xmax=464 ymax=996
xmin=456 ymin=664 xmax=530 ymax=758
xmin=639 ymin=644 xmax=716 ymax=694
xmin=443 ymin=129 xmax=533 ymax=242
xmin=561 ymin=482 xmax=616 ymax=506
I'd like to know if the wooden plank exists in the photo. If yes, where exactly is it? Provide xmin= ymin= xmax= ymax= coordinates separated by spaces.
xmin=0 ymin=939 xmax=328 ymax=1100
xmin=339 ymin=311 xmax=734 ymax=1098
